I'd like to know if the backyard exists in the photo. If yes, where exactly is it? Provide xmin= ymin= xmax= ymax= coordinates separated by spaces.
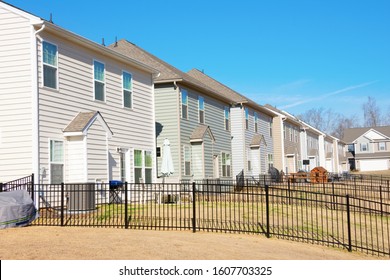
xmin=1 ymin=171 xmax=390 ymax=259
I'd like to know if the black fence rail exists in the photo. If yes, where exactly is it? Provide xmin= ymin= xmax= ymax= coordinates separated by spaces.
xmin=2 ymin=174 xmax=389 ymax=257
xmin=0 ymin=174 xmax=34 ymax=201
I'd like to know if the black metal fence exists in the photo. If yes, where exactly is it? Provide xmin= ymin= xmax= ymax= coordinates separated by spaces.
xmin=1 ymin=174 xmax=389 ymax=257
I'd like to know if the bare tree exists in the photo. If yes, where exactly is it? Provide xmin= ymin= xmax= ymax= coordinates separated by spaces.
xmin=330 ymin=115 xmax=357 ymax=140
xmin=362 ymin=96 xmax=381 ymax=127
xmin=298 ymin=107 xmax=358 ymax=139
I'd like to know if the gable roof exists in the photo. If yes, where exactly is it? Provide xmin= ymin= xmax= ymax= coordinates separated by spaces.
xmin=264 ymin=104 xmax=301 ymax=126
xmin=250 ymin=134 xmax=267 ymax=148
xmin=187 ymin=69 xmax=277 ymax=116
xmin=342 ymin=126 xmax=390 ymax=143
xmin=190 ymin=125 xmax=215 ymax=143
xmin=63 ymin=111 xmax=113 ymax=138
xmin=108 ymin=40 xmax=235 ymax=105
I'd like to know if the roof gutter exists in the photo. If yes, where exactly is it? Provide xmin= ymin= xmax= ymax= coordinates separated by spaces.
xmin=35 ymin=22 xmax=159 ymax=75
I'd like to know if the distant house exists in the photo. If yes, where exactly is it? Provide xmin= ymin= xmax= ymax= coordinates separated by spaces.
xmin=343 ymin=126 xmax=390 ymax=171
xmin=0 ymin=2 xmax=158 ymax=184
xmin=299 ymin=121 xmax=324 ymax=172
xmin=187 ymin=69 xmax=277 ymax=177
xmin=109 ymin=40 xmax=235 ymax=182
xmin=264 ymin=105 xmax=303 ymax=174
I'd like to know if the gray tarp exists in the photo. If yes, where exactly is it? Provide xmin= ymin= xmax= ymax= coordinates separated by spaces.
xmin=0 ymin=189 xmax=38 ymax=229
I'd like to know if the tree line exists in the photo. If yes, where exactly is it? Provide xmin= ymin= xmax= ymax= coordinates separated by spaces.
xmin=297 ymin=97 xmax=390 ymax=140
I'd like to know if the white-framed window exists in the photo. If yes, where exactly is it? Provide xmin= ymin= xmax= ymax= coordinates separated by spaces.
xmin=184 ymin=146 xmax=191 ymax=176
xmin=42 ymin=41 xmax=58 ymax=89
xmin=94 ymin=60 xmax=105 ymax=101
xmin=224 ymin=107 xmax=230 ymax=131
xmin=269 ymin=119 xmax=273 ymax=137
xmin=49 ymin=139 xmax=64 ymax=184
xmin=134 ymin=149 xmax=153 ymax=183
xmin=245 ymin=108 xmax=249 ymax=130
xmin=379 ymin=142 xmax=386 ymax=151
xmin=283 ymin=124 xmax=286 ymax=139
xmin=198 ymin=96 xmax=205 ymax=124
xmin=221 ymin=152 xmax=231 ymax=177
xmin=268 ymin=153 xmax=274 ymax=170
xmin=254 ymin=112 xmax=258 ymax=133
xmin=181 ymin=89 xmax=188 ymax=119
xmin=360 ymin=143 xmax=369 ymax=152
xmin=122 ymin=71 xmax=132 ymax=108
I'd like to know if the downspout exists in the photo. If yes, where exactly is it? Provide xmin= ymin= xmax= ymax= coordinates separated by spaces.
xmin=32 ymin=23 xmax=45 ymax=203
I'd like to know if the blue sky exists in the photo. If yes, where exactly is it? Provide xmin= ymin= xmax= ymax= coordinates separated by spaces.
xmin=6 ymin=0 xmax=390 ymax=122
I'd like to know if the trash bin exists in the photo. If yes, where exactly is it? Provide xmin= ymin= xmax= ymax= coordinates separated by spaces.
xmin=109 ymin=180 xmax=123 ymax=203
xmin=310 ymin=167 xmax=328 ymax=183
xmin=67 ymin=183 xmax=96 ymax=211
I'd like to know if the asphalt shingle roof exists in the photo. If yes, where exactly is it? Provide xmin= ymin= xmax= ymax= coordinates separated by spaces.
xmin=342 ymin=126 xmax=390 ymax=143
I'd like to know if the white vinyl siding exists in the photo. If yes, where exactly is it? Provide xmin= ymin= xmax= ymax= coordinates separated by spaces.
xmin=66 ymin=136 xmax=85 ymax=183
xmin=0 ymin=6 xmax=34 ymax=181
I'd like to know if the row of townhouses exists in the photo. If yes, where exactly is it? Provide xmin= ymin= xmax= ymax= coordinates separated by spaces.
xmin=1 ymin=2 xmax=389 ymax=185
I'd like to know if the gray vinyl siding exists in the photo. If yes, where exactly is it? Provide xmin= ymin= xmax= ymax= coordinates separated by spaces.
xmin=0 ymin=7 xmax=34 ymax=181
xmin=283 ymin=120 xmax=301 ymax=172
xmin=37 ymin=32 xmax=155 ymax=183
xmin=154 ymin=84 xmax=180 ymax=181
xmin=180 ymin=86 xmax=232 ymax=179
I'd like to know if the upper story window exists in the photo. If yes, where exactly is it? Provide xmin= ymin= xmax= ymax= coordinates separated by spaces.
xmin=254 ymin=112 xmax=258 ymax=133
xmin=360 ymin=143 xmax=369 ymax=152
xmin=348 ymin=144 xmax=355 ymax=152
xmin=224 ymin=107 xmax=230 ymax=131
xmin=123 ymin=71 xmax=132 ymax=108
xmin=245 ymin=108 xmax=249 ymax=130
xmin=269 ymin=119 xmax=273 ymax=137
xmin=42 ymin=41 xmax=58 ymax=89
xmin=378 ymin=142 xmax=386 ymax=151
xmin=181 ymin=89 xmax=188 ymax=119
xmin=198 ymin=96 xmax=205 ymax=124
xmin=94 ymin=60 xmax=105 ymax=101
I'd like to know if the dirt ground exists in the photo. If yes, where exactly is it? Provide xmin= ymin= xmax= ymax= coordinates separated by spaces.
xmin=0 ymin=226 xmax=387 ymax=260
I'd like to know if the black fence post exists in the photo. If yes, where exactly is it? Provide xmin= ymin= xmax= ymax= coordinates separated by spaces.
xmin=379 ymin=184 xmax=383 ymax=217
xmin=125 ymin=182 xmax=129 ymax=229
xmin=265 ymin=184 xmax=270 ymax=238
xmin=0 ymin=182 xmax=3 ymax=193
xmin=192 ymin=182 xmax=196 ymax=233
xmin=31 ymin=173 xmax=35 ymax=202
xmin=332 ymin=181 xmax=335 ymax=210
xmin=61 ymin=183 xmax=65 ymax=227
xmin=346 ymin=195 xmax=352 ymax=252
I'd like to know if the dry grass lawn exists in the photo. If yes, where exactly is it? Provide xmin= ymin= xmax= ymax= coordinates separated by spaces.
xmin=0 ymin=226 xmax=387 ymax=260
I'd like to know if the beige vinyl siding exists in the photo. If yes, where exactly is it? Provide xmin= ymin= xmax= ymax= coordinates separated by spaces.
xmin=0 ymin=7 xmax=34 ymax=181
xmin=154 ymin=84 xmax=180 ymax=181
xmin=37 ymin=32 xmax=155 ymax=183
